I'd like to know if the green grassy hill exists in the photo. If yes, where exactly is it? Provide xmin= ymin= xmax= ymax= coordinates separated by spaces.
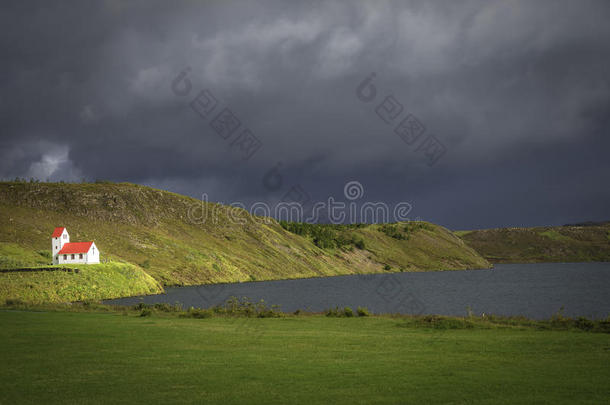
xmin=0 ymin=181 xmax=490 ymax=302
xmin=0 ymin=262 xmax=162 ymax=303
xmin=456 ymin=223 xmax=610 ymax=263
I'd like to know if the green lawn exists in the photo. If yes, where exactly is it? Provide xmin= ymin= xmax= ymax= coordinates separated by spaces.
xmin=1 ymin=311 xmax=608 ymax=404
xmin=0 ymin=262 xmax=162 ymax=303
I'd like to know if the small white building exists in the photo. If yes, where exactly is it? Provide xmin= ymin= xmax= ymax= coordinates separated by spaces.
xmin=51 ymin=227 xmax=100 ymax=265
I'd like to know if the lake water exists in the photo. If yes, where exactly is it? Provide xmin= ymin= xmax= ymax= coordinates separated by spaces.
xmin=105 ymin=262 xmax=610 ymax=319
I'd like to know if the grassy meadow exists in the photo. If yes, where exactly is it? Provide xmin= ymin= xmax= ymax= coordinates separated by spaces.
xmin=0 ymin=262 xmax=162 ymax=303
xmin=0 ymin=308 xmax=609 ymax=404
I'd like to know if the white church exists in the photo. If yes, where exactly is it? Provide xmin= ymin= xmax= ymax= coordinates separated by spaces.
xmin=52 ymin=227 xmax=100 ymax=265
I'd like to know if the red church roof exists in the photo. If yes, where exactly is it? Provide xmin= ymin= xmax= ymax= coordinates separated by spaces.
xmin=58 ymin=242 xmax=94 ymax=255
xmin=52 ymin=227 xmax=66 ymax=238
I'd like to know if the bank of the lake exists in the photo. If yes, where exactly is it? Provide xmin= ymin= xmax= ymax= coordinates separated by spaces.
xmin=106 ymin=262 xmax=610 ymax=319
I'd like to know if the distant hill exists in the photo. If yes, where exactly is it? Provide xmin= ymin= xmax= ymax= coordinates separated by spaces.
xmin=456 ymin=224 xmax=610 ymax=263
xmin=0 ymin=181 xmax=490 ymax=302
xmin=562 ymin=221 xmax=610 ymax=227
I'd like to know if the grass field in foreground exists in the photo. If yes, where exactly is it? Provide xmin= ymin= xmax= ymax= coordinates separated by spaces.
xmin=1 ymin=311 xmax=609 ymax=404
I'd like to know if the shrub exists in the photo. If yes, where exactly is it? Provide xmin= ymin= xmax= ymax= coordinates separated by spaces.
xmin=5 ymin=298 xmax=25 ymax=306
xmin=257 ymin=307 xmax=282 ymax=318
xmin=597 ymin=318 xmax=610 ymax=333
xmin=325 ymin=307 xmax=341 ymax=317
xmin=384 ymin=264 xmax=392 ymax=271
xmin=325 ymin=306 xmax=355 ymax=317
xmin=334 ymin=234 xmax=353 ymax=248
xmin=37 ymin=250 xmax=52 ymax=259
xmin=550 ymin=307 xmax=570 ymax=329
xmin=404 ymin=222 xmax=432 ymax=233
xmin=81 ymin=300 xmax=104 ymax=310
xmin=312 ymin=226 xmax=336 ymax=249
xmin=357 ymin=306 xmax=370 ymax=317
xmin=353 ymin=238 xmax=366 ymax=250
xmin=140 ymin=308 xmax=152 ymax=317
xmin=153 ymin=303 xmax=183 ymax=312
xmin=380 ymin=224 xmax=405 ymax=240
xmin=218 ymin=297 xmax=281 ymax=318
xmin=280 ymin=222 xmax=369 ymax=250
xmin=211 ymin=305 xmax=225 ymax=314
xmin=182 ymin=307 xmax=212 ymax=319
xmin=415 ymin=315 xmax=475 ymax=329
xmin=575 ymin=317 xmax=594 ymax=331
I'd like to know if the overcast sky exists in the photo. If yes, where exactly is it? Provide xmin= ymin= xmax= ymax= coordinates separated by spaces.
xmin=1 ymin=0 xmax=609 ymax=229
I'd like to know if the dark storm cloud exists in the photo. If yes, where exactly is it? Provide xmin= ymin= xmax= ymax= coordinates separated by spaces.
xmin=1 ymin=0 xmax=609 ymax=228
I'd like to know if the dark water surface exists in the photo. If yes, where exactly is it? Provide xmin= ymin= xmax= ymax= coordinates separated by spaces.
xmin=105 ymin=262 xmax=610 ymax=319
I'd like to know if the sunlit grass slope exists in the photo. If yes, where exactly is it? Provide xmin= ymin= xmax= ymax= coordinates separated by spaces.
xmin=0 ymin=262 xmax=162 ymax=303
xmin=0 ymin=182 xmax=490 ymax=300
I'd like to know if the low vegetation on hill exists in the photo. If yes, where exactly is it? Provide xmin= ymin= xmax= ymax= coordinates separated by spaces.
xmin=0 ymin=181 xmax=491 ymax=302
xmin=0 ymin=262 xmax=162 ymax=303
xmin=456 ymin=223 xmax=610 ymax=263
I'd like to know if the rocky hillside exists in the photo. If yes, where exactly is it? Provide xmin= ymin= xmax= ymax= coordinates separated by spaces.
xmin=0 ymin=182 xmax=491 ymax=289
